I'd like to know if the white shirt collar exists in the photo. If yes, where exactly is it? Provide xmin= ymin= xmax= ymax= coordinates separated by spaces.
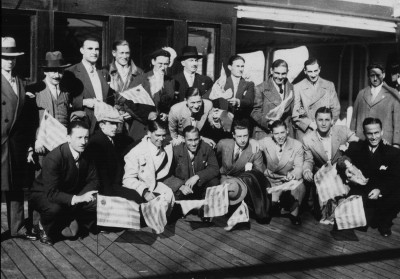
xmin=317 ymin=130 xmax=332 ymax=141
xmin=68 ymin=144 xmax=80 ymax=161
xmin=183 ymin=70 xmax=195 ymax=80
xmin=115 ymin=62 xmax=129 ymax=73
xmin=147 ymin=137 xmax=163 ymax=156
xmin=82 ymin=59 xmax=96 ymax=73
xmin=272 ymin=80 xmax=284 ymax=93
xmin=371 ymin=83 xmax=383 ymax=95
xmin=2 ymin=69 xmax=12 ymax=79
xmin=231 ymin=75 xmax=241 ymax=85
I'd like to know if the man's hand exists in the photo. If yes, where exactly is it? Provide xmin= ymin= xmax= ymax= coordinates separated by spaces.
xmin=121 ymin=112 xmax=131 ymax=120
xmin=303 ymin=170 xmax=314 ymax=182
xmin=172 ymin=136 xmax=185 ymax=146
xmin=285 ymin=173 xmax=296 ymax=182
xmin=27 ymin=151 xmax=35 ymax=164
xmin=179 ymin=185 xmax=193 ymax=195
xmin=159 ymin=113 xmax=168 ymax=121
xmin=83 ymin=98 xmax=98 ymax=108
xmin=144 ymin=191 xmax=156 ymax=202
xmin=185 ymin=175 xmax=200 ymax=189
xmin=309 ymin=121 xmax=317 ymax=131
xmin=201 ymin=137 xmax=216 ymax=148
xmin=228 ymin=98 xmax=240 ymax=107
xmin=148 ymin=111 xmax=158 ymax=120
xmin=368 ymin=189 xmax=381 ymax=200
xmin=76 ymin=190 xmax=98 ymax=204
xmin=249 ymin=139 xmax=260 ymax=153
xmin=35 ymin=140 xmax=46 ymax=155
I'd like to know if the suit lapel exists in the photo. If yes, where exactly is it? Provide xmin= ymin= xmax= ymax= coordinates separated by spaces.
xmin=264 ymin=139 xmax=280 ymax=171
xmin=41 ymin=82 xmax=56 ymax=116
xmin=310 ymin=132 xmax=329 ymax=163
xmin=77 ymin=62 xmax=96 ymax=98
xmin=224 ymin=76 xmax=234 ymax=91
xmin=235 ymin=78 xmax=247 ymax=99
xmin=330 ymin=132 xmax=341 ymax=162
xmin=231 ymin=144 xmax=252 ymax=172
xmin=276 ymin=139 xmax=293 ymax=171
xmin=225 ymin=140 xmax=235 ymax=174
xmin=264 ymin=80 xmax=282 ymax=106
xmin=195 ymin=100 xmax=209 ymax=130
xmin=179 ymin=145 xmax=191 ymax=177
xmin=370 ymin=86 xmax=387 ymax=106
xmin=97 ymin=69 xmax=109 ymax=101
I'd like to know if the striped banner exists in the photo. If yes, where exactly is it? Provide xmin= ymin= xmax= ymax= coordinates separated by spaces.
xmin=267 ymin=179 xmax=303 ymax=194
xmin=266 ymin=90 xmax=293 ymax=121
xmin=97 ymin=195 xmax=141 ymax=229
xmin=141 ymin=194 xmax=169 ymax=234
xmin=120 ymin=84 xmax=155 ymax=106
xmin=225 ymin=201 xmax=249 ymax=231
xmin=335 ymin=195 xmax=367 ymax=230
xmin=175 ymin=200 xmax=205 ymax=216
xmin=36 ymin=110 xmax=67 ymax=151
xmin=314 ymin=163 xmax=349 ymax=203
xmin=204 ymin=184 xmax=229 ymax=218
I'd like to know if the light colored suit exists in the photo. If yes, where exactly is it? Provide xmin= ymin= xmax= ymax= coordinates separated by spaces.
xmin=350 ymin=83 xmax=400 ymax=145
xmin=168 ymin=99 xmax=213 ymax=139
xmin=293 ymin=77 xmax=340 ymax=140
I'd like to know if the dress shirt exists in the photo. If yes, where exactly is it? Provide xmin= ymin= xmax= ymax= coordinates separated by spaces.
xmin=82 ymin=59 xmax=103 ymax=101
xmin=150 ymin=71 xmax=164 ymax=96
xmin=275 ymin=141 xmax=287 ymax=161
xmin=147 ymin=138 xmax=166 ymax=170
xmin=68 ymin=144 xmax=81 ymax=167
xmin=2 ymin=69 xmax=18 ymax=95
xmin=370 ymin=83 xmax=383 ymax=103
xmin=231 ymin=75 xmax=241 ymax=96
xmin=183 ymin=70 xmax=195 ymax=87
xmin=233 ymin=143 xmax=244 ymax=161
xmin=317 ymin=131 xmax=332 ymax=160
xmin=115 ymin=62 xmax=130 ymax=83
xmin=369 ymin=145 xmax=378 ymax=154
xmin=45 ymin=79 xmax=59 ymax=99
xmin=273 ymin=80 xmax=285 ymax=100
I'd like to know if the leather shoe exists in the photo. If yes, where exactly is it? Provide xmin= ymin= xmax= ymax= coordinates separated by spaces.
xmin=288 ymin=214 xmax=302 ymax=226
xmin=39 ymin=228 xmax=54 ymax=246
xmin=378 ymin=227 xmax=392 ymax=237
xmin=14 ymin=231 xmax=39 ymax=241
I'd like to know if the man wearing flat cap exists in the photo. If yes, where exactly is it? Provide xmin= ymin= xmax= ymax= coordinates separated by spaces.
xmin=173 ymin=46 xmax=213 ymax=102
xmin=1 ymin=37 xmax=38 ymax=240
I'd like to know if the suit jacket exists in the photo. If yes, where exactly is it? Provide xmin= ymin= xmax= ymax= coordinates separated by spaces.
xmin=350 ymin=84 xmax=400 ymax=145
xmin=216 ymin=138 xmax=264 ymax=180
xmin=173 ymin=71 xmax=213 ymax=102
xmin=168 ymin=99 xmax=213 ymax=139
xmin=260 ymin=137 xmax=303 ymax=187
xmin=31 ymin=143 xmax=99 ymax=206
xmin=123 ymin=135 xmax=173 ymax=196
xmin=345 ymin=140 xmax=400 ymax=196
xmin=65 ymin=62 xmax=113 ymax=134
xmin=224 ymin=76 xmax=255 ymax=120
xmin=102 ymin=60 xmax=144 ymax=93
xmin=303 ymin=125 xmax=358 ymax=174
xmin=293 ymin=77 xmax=340 ymax=137
xmin=251 ymin=77 xmax=294 ymax=139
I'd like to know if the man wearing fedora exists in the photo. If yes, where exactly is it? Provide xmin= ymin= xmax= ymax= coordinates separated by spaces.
xmin=1 ymin=37 xmax=38 ymax=240
xmin=173 ymin=46 xmax=213 ymax=102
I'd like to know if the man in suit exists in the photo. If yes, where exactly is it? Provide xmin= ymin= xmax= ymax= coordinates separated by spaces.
xmin=344 ymin=118 xmax=400 ymax=237
xmin=292 ymin=58 xmax=341 ymax=141
xmin=166 ymin=126 xmax=219 ymax=200
xmin=65 ymin=38 xmax=113 ymax=134
xmin=350 ymin=63 xmax=400 ymax=147
xmin=173 ymin=46 xmax=213 ymax=102
xmin=251 ymin=59 xmax=294 ymax=140
xmin=303 ymin=107 xmax=358 ymax=222
xmin=1 ymin=37 xmax=38 ymax=240
xmin=259 ymin=120 xmax=304 ymax=225
xmin=30 ymin=121 xmax=99 ymax=245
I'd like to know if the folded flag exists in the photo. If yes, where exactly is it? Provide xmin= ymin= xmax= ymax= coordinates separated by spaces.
xmin=175 ymin=200 xmax=205 ymax=216
xmin=266 ymin=90 xmax=293 ymax=121
xmin=204 ymin=184 xmax=229 ymax=218
xmin=36 ymin=110 xmax=67 ymax=151
xmin=314 ymin=163 xmax=349 ymax=203
xmin=209 ymin=64 xmax=233 ymax=100
xmin=120 ymin=84 xmax=155 ymax=106
xmin=141 ymin=194 xmax=169 ymax=234
xmin=225 ymin=201 xmax=249 ymax=231
xmin=335 ymin=195 xmax=366 ymax=230
xmin=267 ymin=179 xmax=303 ymax=194
xmin=97 ymin=195 xmax=141 ymax=229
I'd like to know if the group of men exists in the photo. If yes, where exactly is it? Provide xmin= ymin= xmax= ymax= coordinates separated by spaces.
xmin=2 ymin=35 xmax=399 ymax=246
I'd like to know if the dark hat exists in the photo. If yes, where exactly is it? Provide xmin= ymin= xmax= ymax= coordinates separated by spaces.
xmin=225 ymin=177 xmax=248 ymax=205
xmin=41 ymin=51 xmax=71 ymax=68
xmin=2 ymin=37 xmax=24 ymax=56
xmin=177 ymin=46 xmax=203 ymax=61
xmin=150 ymin=49 xmax=171 ymax=60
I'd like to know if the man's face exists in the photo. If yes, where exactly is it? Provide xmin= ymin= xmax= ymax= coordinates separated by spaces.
xmin=44 ymin=69 xmax=64 ymax=86
xmin=228 ymin=59 xmax=245 ymax=78
xmin=233 ymin=128 xmax=249 ymax=148
xmin=80 ymin=40 xmax=100 ymax=64
xmin=1 ymin=56 xmax=16 ymax=72
xmin=112 ymin=45 xmax=130 ymax=67
xmin=368 ymin=68 xmax=385 ymax=88
xmin=68 ymin=127 xmax=89 ymax=153
xmin=152 ymin=56 xmax=169 ymax=75
xmin=304 ymin=63 xmax=321 ymax=83
xmin=272 ymin=125 xmax=288 ymax=146
xmin=391 ymin=73 xmax=400 ymax=83
xmin=185 ymin=131 xmax=200 ymax=153
xmin=316 ymin=112 xmax=333 ymax=134
xmin=149 ymin=128 xmax=167 ymax=148
xmin=186 ymin=95 xmax=202 ymax=114
xmin=181 ymin=58 xmax=198 ymax=74
xmin=100 ymin=121 xmax=118 ymax=138
xmin=271 ymin=65 xmax=288 ymax=86
xmin=364 ymin=123 xmax=383 ymax=148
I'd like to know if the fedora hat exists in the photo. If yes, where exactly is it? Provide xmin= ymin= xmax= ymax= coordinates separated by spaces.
xmin=177 ymin=46 xmax=203 ymax=61
xmin=225 ymin=177 xmax=248 ymax=205
xmin=41 ymin=51 xmax=71 ymax=68
xmin=2 ymin=37 xmax=24 ymax=56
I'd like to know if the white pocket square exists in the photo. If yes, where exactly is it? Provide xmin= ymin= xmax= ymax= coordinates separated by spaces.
xmin=379 ymin=165 xmax=388 ymax=170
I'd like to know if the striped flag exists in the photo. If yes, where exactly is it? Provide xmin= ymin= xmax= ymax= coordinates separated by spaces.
xmin=209 ymin=64 xmax=234 ymax=100
xmin=141 ymin=194 xmax=169 ymax=234
xmin=97 ymin=195 xmax=141 ymax=229
xmin=267 ymin=179 xmax=303 ymax=194
xmin=335 ymin=195 xmax=366 ymax=230
xmin=314 ymin=163 xmax=349 ymax=203
xmin=175 ymin=200 xmax=205 ymax=216
xmin=225 ymin=201 xmax=249 ymax=231
xmin=120 ymin=84 xmax=155 ymax=106
xmin=266 ymin=90 xmax=293 ymax=121
xmin=204 ymin=184 xmax=229 ymax=218
xmin=36 ymin=110 xmax=67 ymax=151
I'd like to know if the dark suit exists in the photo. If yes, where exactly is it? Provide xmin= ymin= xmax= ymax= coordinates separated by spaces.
xmin=173 ymin=71 xmax=213 ymax=102
xmin=65 ymin=62 xmax=113 ymax=134
xmin=166 ymin=141 xmax=219 ymax=199
xmin=345 ymin=141 xmax=400 ymax=229
xmin=224 ymin=76 xmax=255 ymax=121
xmin=30 ymin=143 xmax=99 ymax=237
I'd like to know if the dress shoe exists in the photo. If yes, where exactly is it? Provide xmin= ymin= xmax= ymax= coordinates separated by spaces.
xmin=39 ymin=228 xmax=54 ymax=246
xmin=14 ymin=231 xmax=39 ymax=241
xmin=378 ymin=227 xmax=392 ymax=237
xmin=288 ymin=214 xmax=302 ymax=226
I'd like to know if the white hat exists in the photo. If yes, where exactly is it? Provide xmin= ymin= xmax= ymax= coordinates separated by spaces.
xmin=94 ymin=102 xmax=123 ymax=123
xmin=2 ymin=37 xmax=24 ymax=56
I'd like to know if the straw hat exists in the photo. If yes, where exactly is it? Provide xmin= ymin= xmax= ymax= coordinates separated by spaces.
xmin=1 ymin=37 xmax=24 ymax=56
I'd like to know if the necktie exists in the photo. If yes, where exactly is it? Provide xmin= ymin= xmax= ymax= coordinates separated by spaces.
xmin=90 ymin=65 xmax=95 ymax=74
xmin=156 ymin=147 xmax=163 ymax=156
xmin=278 ymin=84 xmax=284 ymax=95
xmin=233 ymin=149 xmax=240 ymax=162
xmin=75 ymin=155 xmax=80 ymax=168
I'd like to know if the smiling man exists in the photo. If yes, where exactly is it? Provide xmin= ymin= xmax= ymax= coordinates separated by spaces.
xmin=345 ymin=118 xmax=400 ymax=237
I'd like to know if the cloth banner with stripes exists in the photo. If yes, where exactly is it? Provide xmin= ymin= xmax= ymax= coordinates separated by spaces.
xmin=96 ymin=195 xmax=141 ymax=229
xmin=266 ymin=90 xmax=293 ymax=121
xmin=204 ymin=184 xmax=229 ymax=218
xmin=335 ymin=195 xmax=367 ymax=230
xmin=225 ymin=201 xmax=249 ymax=231
xmin=141 ymin=194 xmax=169 ymax=234
xmin=314 ymin=163 xmax=349 ymax=203
xmin=175 ymin=200 xmax=205 ymax=216
xmin=267 ymin=179 xmax=303 ymax=194
xmin=209 ymin=65 xmax=233 ymax=100
xmin=119 ymin=84 xmax=155 ymax=106
xmin=36 ymin=110 xmax=67 ymax=151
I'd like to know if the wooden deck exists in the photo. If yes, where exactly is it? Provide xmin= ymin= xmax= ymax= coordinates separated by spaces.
xmin=1 ymin=203 xmax=399 ymax=279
